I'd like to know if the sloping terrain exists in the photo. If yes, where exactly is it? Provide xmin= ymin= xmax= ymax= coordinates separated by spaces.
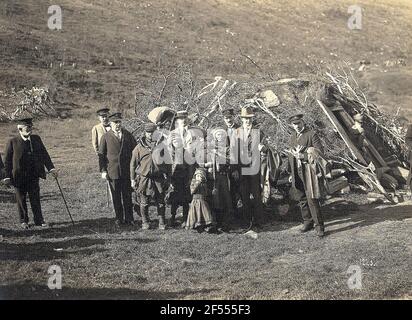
xmin=0 ymin=0 xmax=411 ymax=118
xmin=0 ymin=0 xmax=411 ymax=300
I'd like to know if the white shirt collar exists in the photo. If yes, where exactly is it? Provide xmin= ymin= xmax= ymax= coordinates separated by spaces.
xmin=20 ymin=133 xmax=31 ymax=142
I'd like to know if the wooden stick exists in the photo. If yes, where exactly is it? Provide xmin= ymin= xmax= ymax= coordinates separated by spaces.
xmin=317 ymin=100 xmax=367 ymax=165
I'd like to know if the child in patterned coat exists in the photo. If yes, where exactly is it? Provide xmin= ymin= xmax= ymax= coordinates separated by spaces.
xmin=186 ymin=167 xmax=215 ymax=232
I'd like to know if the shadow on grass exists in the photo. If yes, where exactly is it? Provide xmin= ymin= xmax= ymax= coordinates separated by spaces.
xmin=0 ymin=218 xmax=145 ymax=239
xmin=325 ymin=203 xmax=412 ymax=236
xmin=254 ymin=198 xmax=411 ymax=235
xmin=0 ymin=237 xmax=106 ymax=262
xmin=0 ymin=283 xmax=216 ymax=300
xmin=0 ymin=188 xmax=15 ymax=203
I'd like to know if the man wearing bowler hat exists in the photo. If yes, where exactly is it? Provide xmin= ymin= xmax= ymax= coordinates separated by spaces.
xmin=92 ymin=107 xmax=111 ymax=155
xmin=2 ymin=117 xmax=58 ymax=229
xmin=131 ymin=123 xmax=168 ymax=230
xmin=287 ymin=114 xmax=325 ymax=237
xmin=99 ymin=112 xmax=137 ymax=226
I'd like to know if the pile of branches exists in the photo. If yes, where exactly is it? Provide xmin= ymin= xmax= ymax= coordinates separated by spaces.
xmin=0 ymin=87 xmax=56 ymax=122
xmin=126 ymin=65 xmax=409 ymax=199
xmin=324 ymin=66 xmax=409 ymax=164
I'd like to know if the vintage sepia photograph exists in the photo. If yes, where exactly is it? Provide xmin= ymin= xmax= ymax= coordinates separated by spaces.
xmin=0 ymin=0 xmax=411 ymax=306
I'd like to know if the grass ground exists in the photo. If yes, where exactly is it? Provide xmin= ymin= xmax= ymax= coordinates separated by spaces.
xmin=0 ymin=118 xmax=411 ymax=299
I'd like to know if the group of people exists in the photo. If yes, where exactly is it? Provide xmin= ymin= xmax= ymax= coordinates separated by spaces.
xmin=2 ymin=105 xmax=411 ymax=238
xmin=91 ymin=106 xmax=327 ymax=237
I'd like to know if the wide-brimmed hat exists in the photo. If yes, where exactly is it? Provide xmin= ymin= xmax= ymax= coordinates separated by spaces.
xmin=240 ymin=106 xmax=255 ymax=118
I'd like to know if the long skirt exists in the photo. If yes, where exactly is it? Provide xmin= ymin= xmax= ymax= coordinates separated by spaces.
xmin=186 ymin=198 xmax=214 ymax=229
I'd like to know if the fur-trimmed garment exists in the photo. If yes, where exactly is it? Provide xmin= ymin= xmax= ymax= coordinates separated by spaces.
xmin=186 ymin=179 xmax=214 ymax=229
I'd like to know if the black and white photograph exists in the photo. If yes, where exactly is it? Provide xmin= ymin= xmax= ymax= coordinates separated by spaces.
xmin=0 ymin=0 xmax=411 ymax=306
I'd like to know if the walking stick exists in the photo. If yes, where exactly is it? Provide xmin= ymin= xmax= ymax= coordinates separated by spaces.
xmin=54 ymin=176 xmax=75 ymax=226
xmin=106 ymin=181 xmax=110 ymax=207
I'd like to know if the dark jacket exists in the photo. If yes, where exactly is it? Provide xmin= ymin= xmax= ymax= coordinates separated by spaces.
xmin=288 ymin=128 xmax=326 ymax=199
xmin=130 ymin=136 xmax=167 ymax=195
xmin=4 ymin=135 xmax=54 ymax=187
xmin=99 ymin=129 xmax=137 ymax=180
xmin=234 ymin=126 xmax=266 ymax=175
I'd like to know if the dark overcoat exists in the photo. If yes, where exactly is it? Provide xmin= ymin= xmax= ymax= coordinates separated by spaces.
xmin=288 ymin=128 xmax=327 ymax=199
xmin=99 ymin=129 xmax=137 ymax=180
xmin=130 ymin=136 xmax=169 ymax=196
xmin=4 ymin=135 xmax=54 ymax=187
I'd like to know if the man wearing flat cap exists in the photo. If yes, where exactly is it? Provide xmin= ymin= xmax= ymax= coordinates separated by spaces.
xmin=92 ymin=107 xmax=111 ymax=155
xmin=222 ymin=108 xmax=242 ymax=215
xmin=406 ymin=123 xmax=412 ymax=193
xmin=234 ymin=106 xmax=268 ymax=228
xmin=99 ymin=112 xmax=137 ymax=226
xmin=287 ymin=114 xmax=326 ymax=237
xmin=2 ymin=117 xmax=58 ymax=229
xmin=130 ymin=123 xmax=168 ymax=230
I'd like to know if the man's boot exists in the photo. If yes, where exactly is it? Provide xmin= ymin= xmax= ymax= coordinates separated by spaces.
xmin=158 ymin=215 xmax=166 ymax=230
xmin=300 ymin=222 xmax=314 ymax=233
xmin=315 ymin=225 xmax=325 ymax=238
xmin=169 ymin=204 xmax=177 ymax=227
xmin=158 ymin=206 xmax=166 ymax=230
xmin=140 ymin=206 xmax=150 ymax=230
xmin=181 ymin=204 xmax=189 ymax=228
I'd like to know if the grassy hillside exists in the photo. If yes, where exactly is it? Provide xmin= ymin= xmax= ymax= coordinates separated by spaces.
xmin=0 ymin=0 xmax=411 ymax=118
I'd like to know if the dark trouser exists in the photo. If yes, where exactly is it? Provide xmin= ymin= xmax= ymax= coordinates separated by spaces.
xmin=299 ymin=197 xmax=324 ymax=229
xmin=229 ymin=175 xmax=241 ymax=213
xmin=294 ymin=173 xmax=324 ymax=229
xmin=239 ymin=173 xmax=263 ymax=224
xmin=140 ymin=191 xmax=165 ymax=223
xmin=213 ymin=174 xmax=233 ymax=225
xmin=171 ymin=203 xmax=189 ymax=221
xmin=15 ymin=179 xmax=44 ymax=225
xmin=108 ymin=179 xmax=134 ymax=223
xmin=169 ymin=170 xmax=191 ymax=221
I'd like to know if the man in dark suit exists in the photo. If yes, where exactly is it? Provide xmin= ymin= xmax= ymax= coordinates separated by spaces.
xmin=235 ymin=106 xmax=268 ymax=228
xmin=0 ymin=153 xmax=4 ymax=178
xmin=2 ymin=118 xmax=58 ymax=229
xmin=406 ymin=123 xmax=412 ymax=193
xmin=99 ymin=112 xmax=137 ymax=226
xmin=287 ymin=114 xmax=325 ymax=237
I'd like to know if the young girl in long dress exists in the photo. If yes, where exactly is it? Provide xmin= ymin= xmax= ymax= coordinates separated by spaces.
xmin=186 ymin=167 xmax=215 ymax=232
